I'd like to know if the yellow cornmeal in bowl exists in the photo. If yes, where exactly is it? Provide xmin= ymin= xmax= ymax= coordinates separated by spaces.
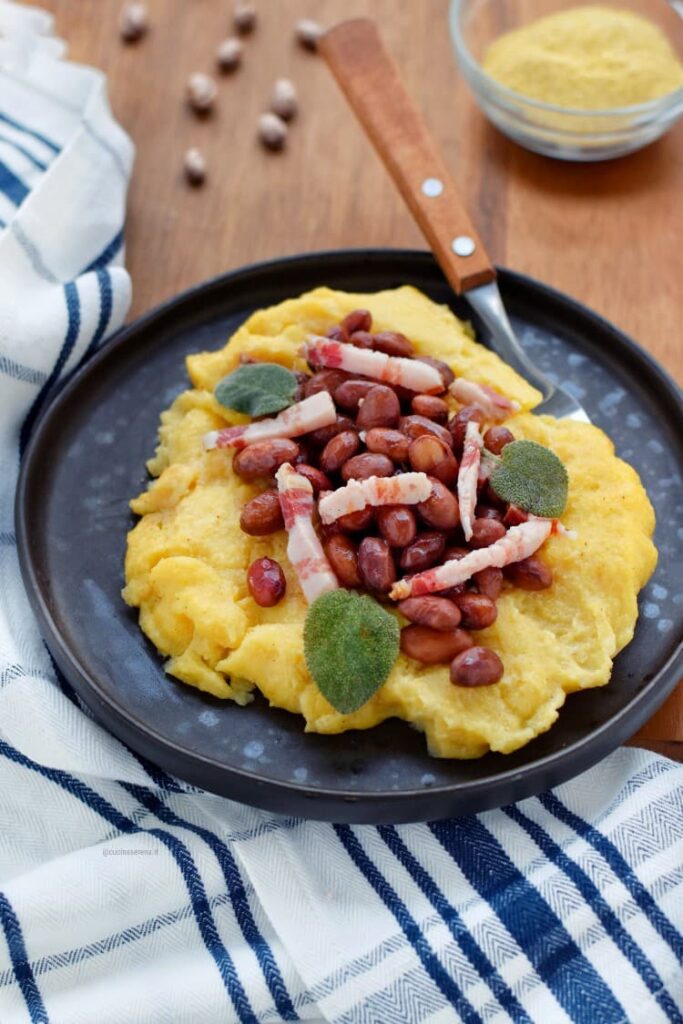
xmin=122 ymin=286 xmax=657 ymax=759
xmin=483 ymin=5 xmax=683 ymax=109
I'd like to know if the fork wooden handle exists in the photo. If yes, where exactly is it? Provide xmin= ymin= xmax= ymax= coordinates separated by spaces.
xmin=320 ymin=18 xmax=496 ymax=294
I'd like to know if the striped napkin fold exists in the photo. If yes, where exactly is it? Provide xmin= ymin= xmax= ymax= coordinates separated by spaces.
xmin=0 ymin=4 xmax=681 ymax=1022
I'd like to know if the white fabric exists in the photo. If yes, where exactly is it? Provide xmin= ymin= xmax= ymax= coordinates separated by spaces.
xmin=0 ymin=7 xmax=681 ymax=1024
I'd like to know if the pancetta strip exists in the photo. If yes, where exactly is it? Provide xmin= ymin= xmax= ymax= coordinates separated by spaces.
xmin=303 ymin=336 xmax=443 ymax=394
xmin=457 ymin=419 xmax=482 ymax=541
xmin=204 ymin=391 xmax=335 ymax=450
xmin=318 ymin=472 xmax=432 ymax=525
xmin=390 ymin=519 xmax=553 ymax=600
xmin=275 ymin=463 xmax=338 ymax=603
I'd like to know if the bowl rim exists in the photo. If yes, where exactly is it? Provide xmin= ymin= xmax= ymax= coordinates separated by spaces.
xmin=448 ymin=0 xmax=683 ymax=120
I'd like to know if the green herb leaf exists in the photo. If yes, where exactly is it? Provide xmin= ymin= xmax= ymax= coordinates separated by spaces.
xmin=214 ymin=363 xmax=298 ymax=417
xmin=304 ymin=590 xmax=399 ymax=714
xmin=490 ymin=439 xmax=568 ymax=518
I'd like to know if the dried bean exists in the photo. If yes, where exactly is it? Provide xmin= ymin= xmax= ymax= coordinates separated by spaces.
xmin=398 ymin=596 xmax=461 ymax=632
xmin=341 ymin=309 xmax=372 ymax=335
xmin=234 ymin=0 xmax=257 ymax=34
xmin=365 ymin=427 xmax=411 ymax=463
xmin=417 ymin=356 xmax=454 ymax=391
xmin=417 ymin=478 xmax=460 ymax=530
xmin=336 ymin=507 xmax=374 ymax=532
xmin=358 ymin=537 xmax=396 ymax=594
xmin=323 ymin=534 xmax=361 ymax=588
xmin=411 ymin=394 xmax=449 ymax=423
xmin=448 ymin=405 xmax=485 ymax=455
xmin=473 ymin=567 xmax=503 ymax=600
xmin=356 ymin=385 xmax=400 ymax=430
xmin=294 ymin=16 xmax=324 ymax=50
xmin=258 ymin=113 xmax=287 ymax=151
xmin=377 ymin=506 xmax=417 ymax=548
xmin=371 ymin=330 xmax=414 ymax=357
xmin=239 ymin=489 xmax=284 ymax=535
xmin=119 ymin=2 xmax=148 ymax=41
xmin=183 ymin=148 xmax=207 ymax=185
xmin=320 ymin=431 xmax=360 ymax=474
xmin=505 ymin=556 xmax=553 ymax=590
xmin=216 ymin=36 xmax=243 ymax=71
xmin=399 ymin=532 xmax=446 ymax=572
xmin=469 ymin=518 xmax=507 ymax=548
xmin=247 ymin=557 xmax=286 ymax=606
xmin=400 ymin=625 xmax=473 ymax=664
xmin=408 ymin=435 xmax=458 ymax=486
xmin=450 ymin=647 xmax=503 ymax=686
xmin=294 ymin=464 xmax=331 ymax=494
xmin=232 ymin=438 xmax=299 ymax=480
xmin=452 ymin=593 xmax=498 ymax=630
xmin=334 ymin=379 xmax=375 ymax=411
xmin=484 ymin=426 xmax=514 ymax=455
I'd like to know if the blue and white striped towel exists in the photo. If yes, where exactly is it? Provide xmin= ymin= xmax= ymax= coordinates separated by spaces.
xmin=0 ymin=5 xmax=681 ymax=1022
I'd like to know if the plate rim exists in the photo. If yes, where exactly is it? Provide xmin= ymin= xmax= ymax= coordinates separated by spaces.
xmin=15 ymin=247 xmax=683 ymax=821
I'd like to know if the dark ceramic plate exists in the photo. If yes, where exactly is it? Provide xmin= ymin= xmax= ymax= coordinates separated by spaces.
xmin=16 ymin=250 xmax=683 ymax=823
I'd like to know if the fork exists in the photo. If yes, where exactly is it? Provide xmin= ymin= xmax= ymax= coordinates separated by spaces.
xmin=320 ymin=19 xmax=590 ymax=423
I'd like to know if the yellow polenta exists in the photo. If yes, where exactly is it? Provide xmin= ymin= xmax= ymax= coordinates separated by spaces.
xmin=122 ymin=286 xmax=656 ymax=758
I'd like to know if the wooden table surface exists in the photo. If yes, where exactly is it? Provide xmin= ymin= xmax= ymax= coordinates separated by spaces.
xmin=37 ymin=0 xmax=682 ymax=757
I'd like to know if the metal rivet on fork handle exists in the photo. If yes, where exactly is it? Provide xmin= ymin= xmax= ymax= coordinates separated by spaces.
xmin=452 ymin=235 xmax=476 ymax=257
xmin=421 ymin=177 xmax=444 ymax=197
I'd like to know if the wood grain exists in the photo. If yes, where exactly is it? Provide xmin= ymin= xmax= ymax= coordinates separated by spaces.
xmin=29 ymin=0 xmax=683 ymax=755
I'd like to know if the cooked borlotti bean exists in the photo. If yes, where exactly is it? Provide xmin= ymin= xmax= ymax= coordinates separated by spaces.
xmin=416 ymin=478 xmax=460 ymax=530
xmin=376 ymin=506 xmax=417 ymax=548
xmin=323 ymin=533 xmax=362 ymax=588
xmin=398 ymin=596 xmax=461 ymax=631
xmin=247 ymin=557 xmax=286 ymax=607
xmin=410 ymin=394 xmax=449 ymax=422
xmin=400 ymin=625 xmax=473 ymax=664
xmin=294 ymin=463 xmax=332 ymax=494
xmin=356 ymin=384 xmax=400 ymax=430
xmin=408 ymin=435 xmax=458 ymax=485
xmin=399 ymin=531 xmax=446 ymax=572
xmin=340 ymin=309 xmax=372 ymax=335
xmin=333 ymin=379 xmax=376 ymax=411
xmin=358 ymin=536 xmax=396 ymax=593
xmin=365 ymin=427 xmax=412 ymax=462
xmin=320 ymin=431 xmax=360 ymax=473
xmin=371 ymin=330 xmax=414 ymax=358
xmin=341 ymin=452 xmax=394 ymax=482
xmin=399 ymin=415 xmax=454 ymax=449
xmin=336 ymin=506 xmax=375 ymax=531
xmin=450 ymin=646 xmax=503 ymax=686
xmin=232 ymin=438 xmax=300 ymax=480
xmin=303 ymin=369 xmax=349 ymax=398
xmin=505 ymin=556 xmax=554 ymax=590
xmin=473 ymin=566 xmax=503 ymax=600
xmin=239 ymin=489 xmax=284 ymax=535
xmin=483 ymin=425 xmax=515 ymax=454
xmin=452 ymin=592 xmax=498 ymax=630
xmin=469 ymin=517 xmax=507 ymax=548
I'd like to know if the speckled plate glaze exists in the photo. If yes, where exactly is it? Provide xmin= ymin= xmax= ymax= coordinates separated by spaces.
xmin=16 ymin=250 xmax=683 ymax=823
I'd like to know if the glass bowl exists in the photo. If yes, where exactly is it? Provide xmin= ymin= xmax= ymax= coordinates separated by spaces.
xmin=449 ymin=0 xmax=683 ymax=161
